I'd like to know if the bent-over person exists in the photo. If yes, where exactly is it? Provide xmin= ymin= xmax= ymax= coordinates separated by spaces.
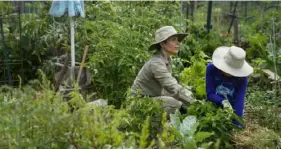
xmin=130 ymin=26 xmax=196 ymax=114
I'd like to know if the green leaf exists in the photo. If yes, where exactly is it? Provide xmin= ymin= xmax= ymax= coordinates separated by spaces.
xmin=214 ymin=139 xmax=221 ymax=149
xmin=195 ymin=132 xmax=213 ymax=143
xmin=183 ymin=137 xmax=197 ymax=149
xmin=170 ymin=111 xmax=181 ymax=130
xmin=200 ymin=142 xmax=213 ymax=149
xmin=180 ymin=116 xmax=198 ymax=136
xmin=117 ymin=136 xmax=136 ymax=149
xmin=102 ymin=144 xmax=112 ymax=149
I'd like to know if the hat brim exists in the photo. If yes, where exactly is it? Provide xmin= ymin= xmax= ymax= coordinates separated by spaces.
xmin=148 ymin=33 xmax=188 ymax=51
xmin=212 ymin=46 xmax=253 ymax=77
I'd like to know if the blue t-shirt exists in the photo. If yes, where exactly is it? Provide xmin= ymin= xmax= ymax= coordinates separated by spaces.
xmin=205 ymin=63 xmax=248 ymax=117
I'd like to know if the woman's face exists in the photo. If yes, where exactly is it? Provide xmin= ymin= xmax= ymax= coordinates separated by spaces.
xmin=160 ymin=36 xmax=179 ymax=56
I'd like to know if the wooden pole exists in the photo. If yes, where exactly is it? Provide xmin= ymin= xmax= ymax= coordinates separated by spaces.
xmin=76 ymin=45 xmax=89 ymax=85
xmin=205 ymin=1 xmax=213 ymax=33
xmin=55 ymin=55 xmax=70 ymax=92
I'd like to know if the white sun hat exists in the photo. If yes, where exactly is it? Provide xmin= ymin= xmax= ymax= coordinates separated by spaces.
xmin=148 ymin=26 xmax=188 ymax=51
xmin=212 ymin=46 xmax=253 ymax=77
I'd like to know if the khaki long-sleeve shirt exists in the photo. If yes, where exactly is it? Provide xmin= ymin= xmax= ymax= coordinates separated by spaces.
xmin=131 ymin=50 xmax=195 ymax=104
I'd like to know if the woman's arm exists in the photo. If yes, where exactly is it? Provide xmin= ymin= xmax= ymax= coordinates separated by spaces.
xmin=233 ymin=77 xmax=248 ymax=117
xmin=206 ymin=63 xmax=224 ymax=105
xmin=150 ymin=58 xmax=195 ymax=104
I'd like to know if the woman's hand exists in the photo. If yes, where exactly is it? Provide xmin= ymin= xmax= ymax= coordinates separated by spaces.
xmin=222 ymin=99 xmax=232 ymax=109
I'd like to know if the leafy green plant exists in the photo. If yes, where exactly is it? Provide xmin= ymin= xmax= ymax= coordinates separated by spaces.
xmin=0 ymin=71 xmax=132 ymax=148
xmin=246 ymin=33 xmax=268 ymax=60
xmin=121 ymin=97 xmax=165 ymax=142
xmin=248 ymin=58 xmax=269 ymax=87
xmin=157 ymin=112 xmax=178 ymax=149
xmin=180 ymin=52 xmax=209 ymax=99
xmin=187 ymin=101 xmax=241 ymax=149
xmin=180 ymin=23 xmax=232 ymax=60
xmin=170 ymin=111 xmax=213 ymax=149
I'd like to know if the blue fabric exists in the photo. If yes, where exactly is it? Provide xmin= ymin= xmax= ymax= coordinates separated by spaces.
xmin=49 ymin=0 xmax=85 ymax=17
xmin=205 ymin=63 xmax=248 ymax=126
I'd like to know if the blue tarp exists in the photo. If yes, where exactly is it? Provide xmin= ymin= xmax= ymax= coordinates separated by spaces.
xmin=49 ymin=0 xmax=85 ymax=17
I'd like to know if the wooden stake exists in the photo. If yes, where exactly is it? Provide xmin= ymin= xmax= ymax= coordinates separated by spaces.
xmin=76 ymin=45 xmax=89 ymax=85
xmin=55 ymin=55 xmax=70 ymax=92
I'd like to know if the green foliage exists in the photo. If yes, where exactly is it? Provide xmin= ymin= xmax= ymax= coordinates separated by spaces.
xmin=246 ymin=34 xmax=268 ymax=60
xmin=157 ymin=112 xmax=178 ymax=149
xmin=139 ymin=116 xmax=156 ymax=148
xmin=180 ymin=52 xmax=209 ymax=99
xmin=71 ymin=105 xmax=127 ymax=148
xmin=248 ymin=58 xmax=268 ymax=87
xmin=121 ymin=97 xmax=165 ymax=143
xmin=1 ymin=2 xmax=281 ymax=149
xmin=245 ymin=86 xmax=281 ymax=132
xmin=171 ymin=57 xmax=185 ymax=80
xmin=250 ymin=9 xmax=281 ymax=36
xmin=0 ymin=1 xmax=68 ymax=84
xmin=187 ymin=101 xmax=242 ymax=149
xmin=245 ymin=8 xmax=281 ymax=79
xmin=170 ymin=111 xmax=213 ymax=149
xmin=81 ymin=1 xmax=183 ymax=107
xmin=0 ymin=72 xmax=129 ymax=148
xmin=2 ymin=73 xmax=219 ymax=149
xmin=180 ymin=23 xmax=232 ymax=60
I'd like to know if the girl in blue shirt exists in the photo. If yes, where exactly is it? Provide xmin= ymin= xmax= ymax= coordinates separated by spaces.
xmin=206 ymin=46 xmax=253 ymax=126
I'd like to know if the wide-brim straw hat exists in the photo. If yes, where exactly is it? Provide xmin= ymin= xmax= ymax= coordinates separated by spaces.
xmin=148 ymin=26 xmax=188 ymax=51
xmin=212 ymin=46 xmax=253 ymax=77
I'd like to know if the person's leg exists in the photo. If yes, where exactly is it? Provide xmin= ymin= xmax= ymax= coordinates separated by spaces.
xmin=153 ymin=96 xmax=183 ymax=114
